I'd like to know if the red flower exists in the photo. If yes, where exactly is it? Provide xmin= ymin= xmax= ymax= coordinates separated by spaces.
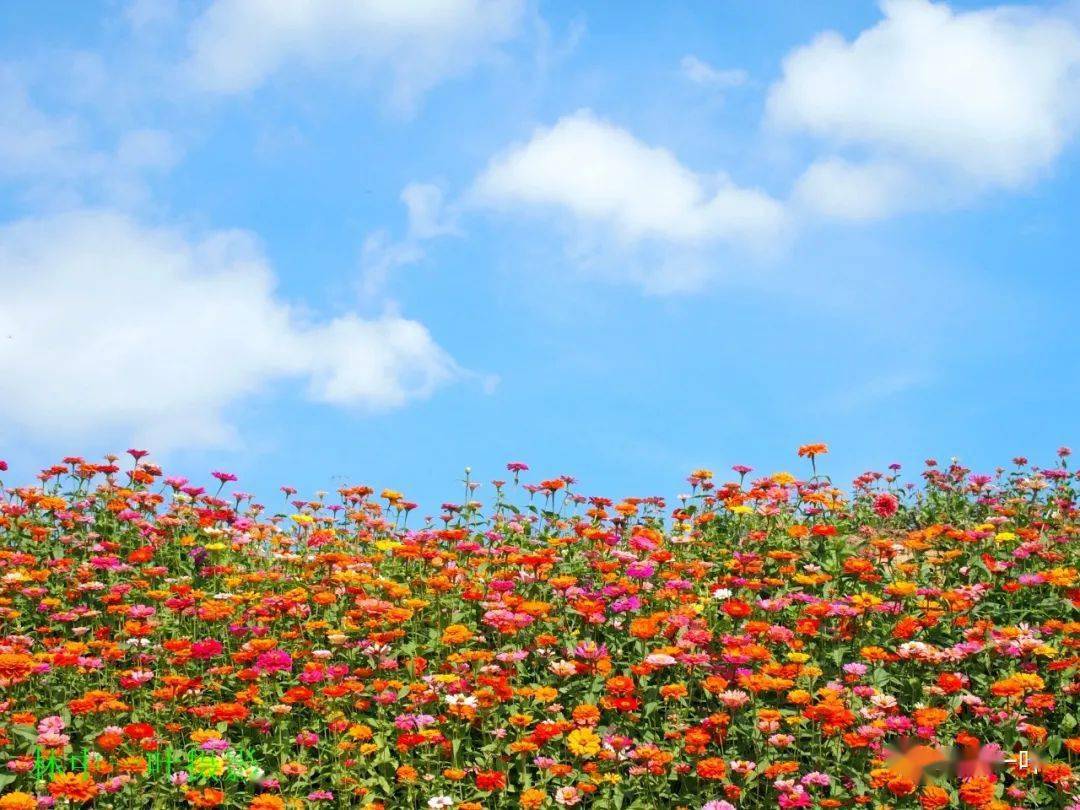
xmin=475 ymin=770 xmax=506 ymax=791
xmin=722 ymin=599 xmax=752 ymax=619
xmin=123 ymin=722 xmax=154 ymax=740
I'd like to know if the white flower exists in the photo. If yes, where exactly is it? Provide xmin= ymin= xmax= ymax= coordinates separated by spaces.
xmin=549 ymin=659 xmax=577 ymax=677
xmin=444 ymin=694 xmax=477 ymax=708
xmin=428 ymin=796 xmax=454 ymax=809
xmin=712 ymin=588 xmax=732 ymax=600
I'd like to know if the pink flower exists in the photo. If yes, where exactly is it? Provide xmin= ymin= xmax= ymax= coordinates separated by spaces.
xmin=255 ymin=649 xmax=293 ymax=673
xmin=191 ymin=639 xmax=224 ymax=660
xmin=626 ymin=561 xmax=655 ymax=579
xmin=873 ymin=492 xmax=899 ymax=517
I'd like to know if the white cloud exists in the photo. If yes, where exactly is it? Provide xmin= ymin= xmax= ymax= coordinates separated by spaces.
xmin=359 ymin=232 xmax=426 ymax=300
xmin=184 ymin=0 xmax=526 ymax=109
xmin=792 ymin=158 xmax=921 ymax=221
xmin=0 ymin=67 xmax=104 ymax=182
xmin=0 ymin=210 xmax=460 ymax=447
xmin=680 ymin=55 xmax=747 ymax=88
xmin=305 ymin=315 xmax=458 ymax=407
xmin=359 ymin=183 xmax=459 ymax=298
xmin=0 ymin=66 xmax=185 ymax=208
xmin=769 ymin=0 xmax=1080 ymax=218
xmin=472 ymin=109 xmax=785 ymax=247
xmin=401 ymin=182 xmax=460 ymax=241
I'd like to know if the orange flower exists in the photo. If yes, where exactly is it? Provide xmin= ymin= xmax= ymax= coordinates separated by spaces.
xmin=210 ymin=702 xmax=249 ymax=724
xmin=519 ymin=788 xmax=547 ymax=809
xmin=989 ymin=677 xmax=1024 ymax=698
xmin=247 ymin=797 xmax=285 ymax=810
xmin=186 ymin=788 xmax=226 ymax=808
xmin=797 ymin=443 xmax=829 ymax=457
xmin=604 ymin=676 xmax=635 ymax=696
xmin=958 ymin=776 xmax=995 ymax=807
xmin=0 ymin=793 xmax=37 ymax=810
xmin=702 ymin=675 xmax=730 ymax=694
xmin=440 ymin=624 xmax=473 ymax=645
xmin=919 ymin=785 xmax=951 ymax=810
xmin=572 ymin=704 xmax=600 ymax=725
xmin=886 ymin=775 xmax=916 ymax=796
xmin=696 ymin=757 xmax=726 ymax=780
xmin=1041 ymin=762 xmax=1073 ymax=786
xmin=0 ymin=653 xmax=34 ymax=686
xmin=117 ymin=755 xmax=148 ymax=774
xmin=660 ymin=683 xmax=688 ymax=700
xmin=96 ymin=730 xmax=124 ymax=751
xmin=913 ymin=707 xmax=950 ymax=728
xmin=47 ymin=772 xmax=98 ymax=804
xmin=629 ymin=617 xmax=659 ymax=639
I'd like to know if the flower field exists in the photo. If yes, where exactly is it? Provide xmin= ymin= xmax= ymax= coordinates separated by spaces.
xmin=0 ymin=447 xmax=1077 ymax=810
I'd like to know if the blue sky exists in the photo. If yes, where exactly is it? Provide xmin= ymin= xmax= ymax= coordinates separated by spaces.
xmin=0 ymin=0 xmax=1077 ymax=510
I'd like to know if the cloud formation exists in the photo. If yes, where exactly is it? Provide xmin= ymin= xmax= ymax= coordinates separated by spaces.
xmin=0 ymin=210 xmax=460 ymax=447
xmin=769 ymin=0 xmax=1080 ymax=219
xmin=359 ymin=183 xmax=460 ymax=299
xmin=680 ymin=55 xmax=747 ymax=88
xmin=184 ymin=0 xmax=526 ymax=110
xmin=0 ymin=65 xmax=182 ymax=208
xmin=472 ymin=109 xmax=784 ymax=247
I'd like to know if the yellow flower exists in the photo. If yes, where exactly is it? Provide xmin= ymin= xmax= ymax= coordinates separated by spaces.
xmin=730 ymin=505 xmax=753 ymax=515
xmin=190 ymin=755 xmax=226 ymax=779
xmin=995 ymin=531 xmax=1018 ymax=543
xmin=885 ymin=581 xmax=917 ymax=597
xmin=566 ymin=727 xmax=601 ymax=758
xmin=851 ymin=593 xmax=882 ymax=610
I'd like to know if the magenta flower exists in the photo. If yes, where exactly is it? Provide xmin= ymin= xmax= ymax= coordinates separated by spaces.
xmin=255 ymin=649 xmax=293 ymax=673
